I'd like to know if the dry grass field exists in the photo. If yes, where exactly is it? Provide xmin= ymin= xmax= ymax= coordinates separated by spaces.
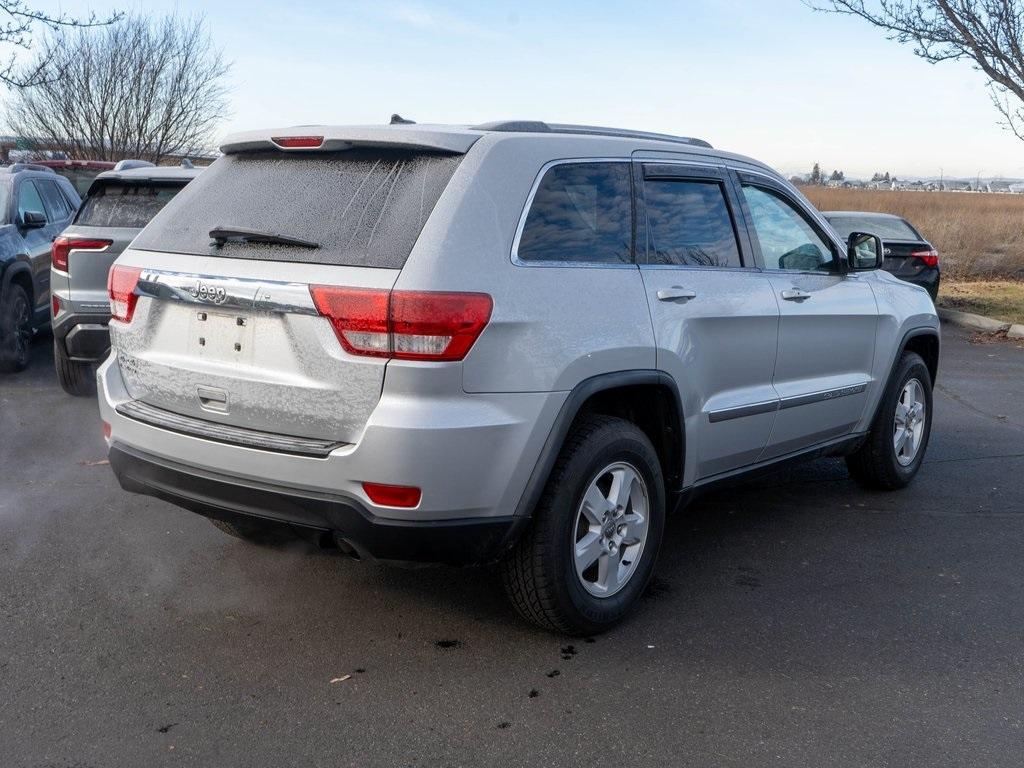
xmin=801 ymin=187 xmax=1024 ymax=282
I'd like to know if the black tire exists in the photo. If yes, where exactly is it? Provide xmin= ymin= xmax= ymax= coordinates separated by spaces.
xmin=209 ymin=517 xmax=299 ymax=546
xmin=54 ymin=339 xmax=96 ymax=396
xmin=501 ymin=414 xmax=666 ymax=635
xmin=846 ymin=351 xmax=933 ymax=490
xmin=0 ymin=283 xmax=32 ymax=374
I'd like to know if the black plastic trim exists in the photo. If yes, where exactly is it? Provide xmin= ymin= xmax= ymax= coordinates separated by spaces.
xmin=108 ymin=443 xmax=518 ymax=565
xmin=674 ymin=432 xmax=867 ymax=511
xmin=868 ymin=327 xmax=940 ymax=426
xmin=513 ymin=370 xmax=685 ymax=518
xmin=62 ymin=321 xmax=110 ymax=362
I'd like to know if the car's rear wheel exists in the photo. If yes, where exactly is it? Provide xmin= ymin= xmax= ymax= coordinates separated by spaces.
xmin=501 ymin=414 xmax=665 ymax=635
xmin=209 ymin=517 xmax=299 ymax=546
xmin=846 ymin=351 xmax=933 ymax=490
xmin=0 ymin=283 xmax=32 ymax=374
xmin=54 ymin=339 xmax=96 ymax=396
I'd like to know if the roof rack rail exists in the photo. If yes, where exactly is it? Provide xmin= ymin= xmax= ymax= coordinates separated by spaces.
xmin=471 ymin=120 xmax=712 ymax=149
xmin=1 ymin=162 xmax=57 ymax=174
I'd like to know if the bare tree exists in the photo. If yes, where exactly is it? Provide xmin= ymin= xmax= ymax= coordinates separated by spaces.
xmin=6 ymin=14 xmax=230 ymax=162
xmin=812 ymin=1 xmax=1024 ymax=139
xmin=0 ymin=1 xmax=121 ymax=88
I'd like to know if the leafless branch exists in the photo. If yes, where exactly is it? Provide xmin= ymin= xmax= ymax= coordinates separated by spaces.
xmin=810 ymin=0 xmax=1024 ymax=139
xmin=5 ymin=14 xmax=231 ymax=163
xmin=0 ymin=1 xmax=122 ymax=87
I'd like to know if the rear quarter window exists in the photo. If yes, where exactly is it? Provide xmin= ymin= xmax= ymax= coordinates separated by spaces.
xmin=77 ymin=182 xmax=188 ymax=228
xmin=515 ymin=162 xmax=632 ymax=264
xmin=131 ymin=149 xmax=463 ymax=269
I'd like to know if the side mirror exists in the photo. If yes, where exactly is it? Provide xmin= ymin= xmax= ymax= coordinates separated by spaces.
xmin=19 ymin=210 xmax=47 ymax=229
xmin=847 ymin=231 xmax=883 ymax=271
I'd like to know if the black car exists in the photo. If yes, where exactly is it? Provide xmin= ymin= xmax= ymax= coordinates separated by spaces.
xmin=822 ymin=211 xmax=939 ymax=300
xmin=0 ymin=164 xmax=82 ymax=372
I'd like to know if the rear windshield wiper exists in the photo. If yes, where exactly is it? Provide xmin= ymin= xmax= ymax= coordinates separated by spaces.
xmin=209 ymin=226 xmax=319 ymax=249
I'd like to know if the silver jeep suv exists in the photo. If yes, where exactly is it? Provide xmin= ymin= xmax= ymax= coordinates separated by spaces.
xmin=98 ymin=121 xmax=939 ymax=634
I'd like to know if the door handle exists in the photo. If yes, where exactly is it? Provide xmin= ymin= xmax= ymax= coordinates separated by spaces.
xmin=781 ymin=289 xmax=811 ymax=302
xmin=657 ymin=286 xmax=697 ymax=302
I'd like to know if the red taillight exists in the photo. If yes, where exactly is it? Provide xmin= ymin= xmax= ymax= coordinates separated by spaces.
xmin=309 ymin=286 xmax=492 ymax=362
xmin=51 ymin=295 xmax=61 ymax=318
xmin=910 ymin=249 xmax=939 ymax=268
xmin=52 ymin=236 xmax=112 ymax=272
xmin=271 ymin=135 xmax=324 ymax=149
xmin=102 ymin=421 xmax=111 ymax=440
xmin=362 ymin=482 xmax=421 ymax=508
xmin=107 ymin=265 xmax=143 ymax=323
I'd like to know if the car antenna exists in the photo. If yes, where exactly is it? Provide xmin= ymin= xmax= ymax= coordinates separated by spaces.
xmin=390 ymin=113 xmax=416 ymax=125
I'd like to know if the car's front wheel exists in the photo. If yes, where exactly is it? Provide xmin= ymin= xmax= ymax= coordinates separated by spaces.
xmin=501 ymin=414 xmax=665 ymax=635
xmin=846 ymin=351 xmax=933 ymax=490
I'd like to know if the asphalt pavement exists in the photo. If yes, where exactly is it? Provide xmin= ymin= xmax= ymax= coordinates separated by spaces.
xmin=1 ymin=325 xmax=1023 ymax=767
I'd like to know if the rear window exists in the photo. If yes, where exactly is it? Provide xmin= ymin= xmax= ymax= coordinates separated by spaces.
xmin=825 ymin=215 xmax=920 ymax=241
xmin=77 ymin=181 xmax=188 ymax=228
xmin=132 ymin=149 xmax=463 ymax=269
xmin=516 ymin=162 xmax=632 ymax=264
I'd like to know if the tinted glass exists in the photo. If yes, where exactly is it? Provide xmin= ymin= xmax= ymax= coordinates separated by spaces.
xmin=78 ymin=182 xmax=187 ymax=228
xmin=517 ymin=162 xmax=632 ymax=264
xmin=17 ymin=180 xmax=47 ymax=222
xmin=37 ymin=179 xmax=72 ymax=221
xmin=644 ymin=180 xmax=741 ymax=267
xmin=825 ymin=215 xmax=920 ymax=241
xmin=742 ymin=185 xmax=835 ymax=271
xmin=133 ymin=149 xmax=462 ymax=269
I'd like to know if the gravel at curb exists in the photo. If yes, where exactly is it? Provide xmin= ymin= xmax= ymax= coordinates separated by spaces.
xmin=937 ymin=307 xmax=1012 ymax=333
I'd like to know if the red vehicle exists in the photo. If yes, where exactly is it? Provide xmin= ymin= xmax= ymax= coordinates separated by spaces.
xmin=34 ymin=160 xmax=117 ymax=198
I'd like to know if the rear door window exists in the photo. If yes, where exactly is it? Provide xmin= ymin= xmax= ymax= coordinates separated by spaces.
xmin=642 ymin=177 xmax=742 ymax=267
xmin=132 ymin=149 xmax=463 ymax=268
xmin=78 ymin=182 xmax=188 ymax=228
xmin=516 ymin=162 xmax=632 ymax=264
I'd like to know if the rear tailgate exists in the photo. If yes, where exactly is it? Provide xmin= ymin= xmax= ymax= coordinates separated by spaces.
xmin=64 ymin=178 xmax=192 ymax=308
xmin=61 ymin=225 xmax=138 ymax=311
xmin=111 ymin=139 xmax=467 ymax=444
xmin=113 ymin=253 xmax=399 ymax=444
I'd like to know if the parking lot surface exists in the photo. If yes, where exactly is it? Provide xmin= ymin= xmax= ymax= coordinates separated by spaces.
xmin=2 ymin=326 xmax=1023 ymax=768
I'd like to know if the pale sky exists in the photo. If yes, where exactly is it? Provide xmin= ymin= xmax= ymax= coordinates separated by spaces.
xmin=7 ymin=0 xmax=1022 ymax=179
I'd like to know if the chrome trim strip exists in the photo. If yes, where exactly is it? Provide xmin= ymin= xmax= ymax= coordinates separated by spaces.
xmin=135 ymin=269 xmax=318 ymax=315
xmin=707 ymin=383 xmax=868 ymax=423
xmin=707 ymin=400 xmax=779 ymax=424
xmin=116 ymin=400 xmax=346 ymax=458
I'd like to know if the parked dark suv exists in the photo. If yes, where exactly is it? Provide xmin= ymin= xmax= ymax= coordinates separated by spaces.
xmin=0 ymin=163 xmax=81 ymax=372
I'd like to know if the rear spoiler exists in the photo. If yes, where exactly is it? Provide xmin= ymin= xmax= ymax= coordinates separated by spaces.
xmin=220 ymin=125 xmax=481 ymax=155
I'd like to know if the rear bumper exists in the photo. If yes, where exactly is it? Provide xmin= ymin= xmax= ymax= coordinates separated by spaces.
xmin=98 ymin=352 xmax=566 ymax=527
xmin=109 ymin=443 xmax=523 ymax=564
xmin=53 ymin=311 xmax=111 ymax=363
